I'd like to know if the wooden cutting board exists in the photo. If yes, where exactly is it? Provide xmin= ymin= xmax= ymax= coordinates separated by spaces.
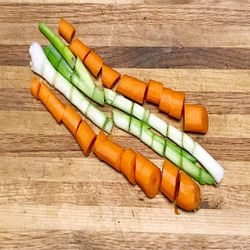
xmin=0 ymin=1 xmax=250 ymax=249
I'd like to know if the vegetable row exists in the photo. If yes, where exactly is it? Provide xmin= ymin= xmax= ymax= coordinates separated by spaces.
xmin=31 ymin=78 xmax=200 ymax=211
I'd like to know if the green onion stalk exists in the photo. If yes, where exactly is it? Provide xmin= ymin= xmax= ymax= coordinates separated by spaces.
xmin=39 ymin=23 xmax=104 ymax=105
xmin=29 ymin=42 xmax=112 ymax=133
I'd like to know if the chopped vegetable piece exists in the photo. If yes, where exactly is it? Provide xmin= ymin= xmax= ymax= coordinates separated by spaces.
xmin=146 ymin=79 xmax=164 ymax=105
xmin=102 ymin=63 xmax=121 ymax=89
xmin=69 ymin=38 xmax=91 ymax=61
xmin=176 ymin=171 xmax=200 ymax=211
xmin=38 ymin=83 xmax=51 ymax=105
xmin=116 ymin=75 xmax=148 ymax=105
xmin=161 ymin=160 xmax=179 ymax=202
xmin=62 ymin=105 xmax=82 ymax=135
xmin=184 ymin=104 xmax=208 ymax=134
xmin=93 ymin=132 xmax=124 ymax=172
xmin=75 ymin=120 xmax=97 ymax=156
xmin=120 ymin=148 xmax=136 ymax=185
xmin=58 ymin=18 xmax=75 ymax=43
xmin=31 ymin=77 xmax=41 ymax=99
xmin=135 ymin=153 xmax=161 ymax=198
xmin=84 ymin=50 xmax=103 ymax=78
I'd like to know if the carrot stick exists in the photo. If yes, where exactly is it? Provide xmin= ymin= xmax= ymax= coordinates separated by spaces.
xmin=135 ymin=153 xmax=161 ymax=198
xmin=83 ymin=50 xmax=103 ymax=78
xmin=146 ymin=79 xmax=164 ymax=105
xmin=116 ymin=75 xmax=148 ymax=105
xmin=75 ymin=120 xmax=97 ymax=156
xmin=120 ymin=148 xmax=136 ymax=185
xmin=159 ymin=87 xmax=172 ymax=115
xmin=161 ymin=160 xmax=179 ymax=202
xmin=46 ymin=93 xmax=66 ymax=123
xmin=62 ymin=105 xmax=82 ymax=135
xmin=176 ymin=171 xmax=200 ymax=211
xmin=58 ymin=18 xmax=75 ymax=43
xmin=184 ymin=104 xmax=208 ymax=134
xmin=168 ymin=90 xmax=185 ymax=120
xmin=69 ymin=38 xmax=91 ymax=61
xmin=102 ymin=63 xmax=121 ymax=89
xmin=30 ymin=78 xmax=41 ymax=99
xmin=93 ymin=132 xmax=124 ymax=172
xmin=38 ymin=83 xmax=51 ymax=105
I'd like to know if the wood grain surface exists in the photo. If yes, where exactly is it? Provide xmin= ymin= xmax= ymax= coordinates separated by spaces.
xmin=0 ymin=1 xmax=250 ymax=249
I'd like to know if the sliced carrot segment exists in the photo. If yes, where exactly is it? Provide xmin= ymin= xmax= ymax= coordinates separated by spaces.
xmin=116 ymin=75 xmax=148 ymax=105
xmin=120 ymin=148 xmax=136 ymax=185
xmin=83 ymin=50 xmax=103 ymax=78
xmin=184 ymin=104 xmax=208 ymax=134
xmin=93 ymin=134 xmax=124 ymax=172
xmin=69 ymin=38 xmax=91 ymax=61
xmin=159 ymin=87 xmax=172 ymax=115
xmin=58 ymin=18 xmax=75 ymax=43
xmin=160 ymin=160 xmax=179 ymax=202
xmin=75 ymin=120 xmax=97 ymax=156
xmin=168 ymin=91 xmax=185 ymax=120
xmin=62 ymin=105 xmax=81 ymax=135
xmin=38 ymin=83 xmax=51 ymax=105
xmin=176 ymin=171 xmax=200 ymax=211
xmin=46 ymin=93 xmax=66 ymax=123
xmin=31 ymin=78 xmax=41 ymax=99
xmin=101 ymin=64 xmax=121 ymax=89
xmin=135 ymin=153 xmax=161 ymax=198
xmin=146 ymin=79 xmax=164 ymax=105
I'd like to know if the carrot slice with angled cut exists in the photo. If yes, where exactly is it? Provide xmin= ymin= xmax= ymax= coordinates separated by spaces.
xmin=31 ymin=78 xmax=41 ymax=99
xmin=116 ymin=75 xmax=148 ymax=105
xmin=120 ymin=148 xmax=136 ymax=185
xmin=93 ymin=134 xmax=124 ymax=172
xmin=58 ymin=18 xmax=75 ymax=43
xmin=168 ymin=91 xmax=185 ymax=120
xmin=146 ymin=79 xmax=164 ymax=105
xmin=135 ymin=153 xmax=161 ymax=198
xmin=46 ymin=93 xmax=66 ymax=123
xmin=62 ymin=105 xmax=81 ymax=135
xmin=75 ymin=120 xmax=97 ymax=156
xmin=176 ymin=171 xmax=200 ymax=211
xmin=69 ymin=38 xmax=91 ymax=61
xmin=159 ymin=87 xmax=172 ymax=115
xmin=161 ymin=160 xmax=179 ymax=202
xmin=184 ymin=104 xmax=208 ymax=134
xmin=83 ymin=50 xmax=103 ymax=78
xmin=101 ymin=63 xmax=121 ymax=89
xmin=39 ymin=83 xmax=51 ymax=105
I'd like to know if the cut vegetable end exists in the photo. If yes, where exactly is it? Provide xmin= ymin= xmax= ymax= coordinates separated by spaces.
xmin=104 ymin=88 xmax=117 ymax=105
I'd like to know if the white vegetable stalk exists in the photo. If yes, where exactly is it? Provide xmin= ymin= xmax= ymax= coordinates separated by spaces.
xmin=112 ymin=109 xmax=218 ymax=185
xmin=105 ymin=89 xmax=224 ymax=183
xmin=29 ymin=42 xmax=113 ymax=133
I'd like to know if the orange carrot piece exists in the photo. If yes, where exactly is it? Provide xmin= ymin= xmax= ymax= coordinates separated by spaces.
xmin=160 ymin=160 xmax=179 ymax=202
xmin=183 ymin=104 xmax=208 ymax=134
xmin=116 ymin=75 xmax=148 ymax=105
xmin=176 ymin=171 xmax=200 ymax=211
xmin=168 ymin=91 xmax=185 ymax=120
xmin=38 ymin=83 xmax=51 ymax=105
xmin=146 ymin=79 xmax=164 ymax=105
xmin=62 ymin=105 xmax=81 ymax=135
xmin=135 ymin=153 xmax=161 ymax=198
xmin=83 ymin=50 xmax=103 ymax=78
xmin=69 ymin=38 xmax=91 ymax=61
xmin=101 ymin=63 xmax=121 ymax=89
xmin=93 ymin=134 xmax=124 ymax=172
xmin=120 ymin=148 xmax=136 ymax=185
xmin=31 ymin=78 xmax=41 ymax=99
xmin=159 ymin=87 xmax=172 ymax=114
xmin=46 ymin=94 xmax=66 ymax=123
xmin=58 ymin=18 xmax=75 ymax=43
xmin=92 ymin=131 xmax=107 ymax=153
xmin=75 ymin=120 xmax=97 ymax=156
